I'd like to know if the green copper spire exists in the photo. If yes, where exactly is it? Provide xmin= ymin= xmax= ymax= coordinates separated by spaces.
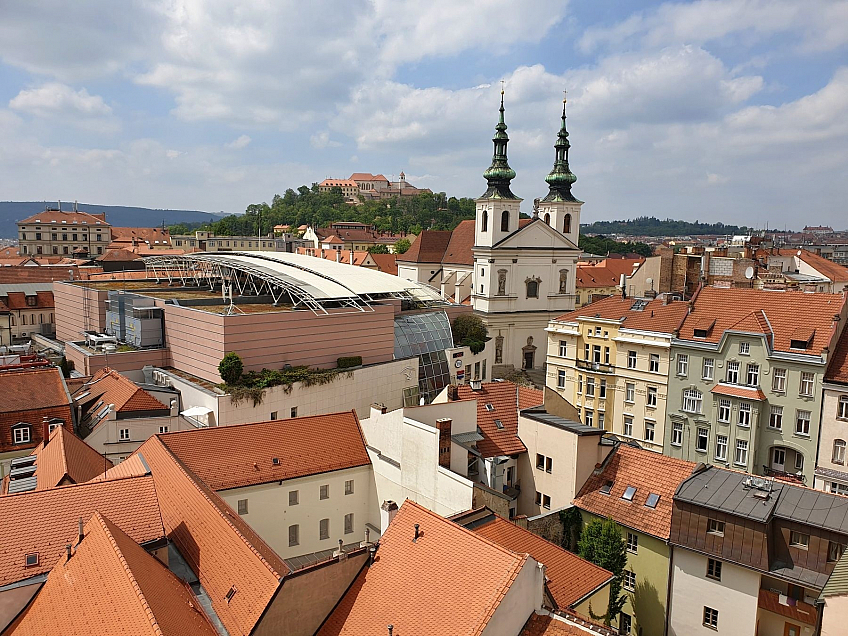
xmin=481 ymin=90 xmax=518 ymax=199
xmin=542 ymin=93 xmax=581 ymax=203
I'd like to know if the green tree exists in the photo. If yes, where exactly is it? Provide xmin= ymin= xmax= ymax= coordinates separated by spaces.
xmin=218 ymin=352 xmax=244 ymax=385
xmin=578 ymin=517 xmax=628 ymax=626
xmin=451 ymin=314 xmax=490 ymax=354
xmin=394 ymin=238 xmax=412 ymax=254
xmin=57 ymin=356 xmax=74 ymax=378
xmin=367 ymin=244 xmax=390 ymax=254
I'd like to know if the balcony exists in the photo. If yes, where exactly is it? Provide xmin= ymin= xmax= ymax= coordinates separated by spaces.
xmin=576 ymin=359 xmax=614 ymax=374
xmin=763 ymin=466 xmax=806 ymax=484
xmin=503 ymin=482 xmax=520 ymax=500
xmin=757 ymin=588 xmax=817 ymax=627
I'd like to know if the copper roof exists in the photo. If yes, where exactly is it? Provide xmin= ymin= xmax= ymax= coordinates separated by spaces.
xmin=9 ymin=512 xmax=217 ymax=636
xmin=677 ymin=287 xmax=844 ymax=355
xmin=396 ymin=229 xmax=452 ymax=263
xmin=573 ymin=445 xmax=696 ymax=539
xmin=710 ymin=383 xmax=767 ymax=401
xmin=317 ymin=500 xmax=528 ymax=636
xmin=554 ymin=295 xmax=688 ymax=334
xmin=0 ymin=475 xmax=164 ymax=586
xmin=454 ymin=382 xmax=531 ymax=457
xmin=158 ymin=411 xmax=370 ymax=490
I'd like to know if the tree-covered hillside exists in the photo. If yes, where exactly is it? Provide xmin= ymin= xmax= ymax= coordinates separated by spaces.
xmin=579 ymin=235 xmax=653 ymax=258
xmin=582 ymin=216 xmax=752 ymax=237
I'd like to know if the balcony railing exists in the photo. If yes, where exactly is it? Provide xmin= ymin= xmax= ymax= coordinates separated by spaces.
xmin=576 ymin=359 xmax=614 ymax=374
xmin=763 ymin=466 xmax=806 ymax=484
xmin=758 ymin=588 xmax=817 ymax=626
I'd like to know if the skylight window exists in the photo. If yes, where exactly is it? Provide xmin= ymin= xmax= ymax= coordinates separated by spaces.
xmin=600 ymin=480 xmax=614 ymax=495
xmin=645 ymin=493 xmax=660 ymax=509
xmin=494 ymin=419 xmax=504 ymax=429
xmin=24 ymin=553 xmax=38 ymax=567
xmin=622 ymin=486 xmax=637 ymax=501
xmin=630 ymin=299 xmax=649 ymax=311
xmin=485 ymin=403 xmax=495 ymax=412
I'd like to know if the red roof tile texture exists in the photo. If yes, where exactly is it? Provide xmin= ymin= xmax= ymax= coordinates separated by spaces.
xmin=442 ymin=219 xmax=475 ymax=266
xmin=519 ymin=386 xmax=545 ymax=410
xmin=471 ymin=515 xmax=612 ymax=608
xmin=74 ymin=367 xmax=167 ymax=414
xmin=0 ymin=475 xmax=164 ymax=586
xmin=318 ymin=500 xmax=528 ymax=636
xmin=573 ymin=445 xmax=696 ymax=539
xmin=18 ymin=210 xmax=109 ymax=226
xmin=455 ymin=382 xmax=529 ymax=457
xmin=137 ymin=436 xmax=286 ymax=636
xmin=159 ymin=410 xmax=370 ymax=490
xmin=520 ymin=613 xmax=600 ymax=636
xmin=0 ymin=267 xmax=83 ymax=284
xmin=31 ymin=425 xmax=113 ymax=490
xmin=678 ymin=287 xmax=844 ymax=355
xmin=555 ymin=295 xmax=689 ymax=334
xmin=0 ymin=367 xmax=73 ymax=454
xmin=369 ymin=253 xmax=398 ymax=275
xmin=0 ymin=290 xmax=54 ymax=311
xmin=88 ymin=452 xmax=148 ymax=482
xmin=396 ymin=229 xmax=452 ymax=263
xmin=826 ymin=327 xmax=848 ymax=384
xmin=778 ymin=248 xmax=848 ymax=284
xmin=9 ymin=512 xmax=217 ymax=636
xmin=575 ymin=265 xmax=619 ymax=289
xmin=710 ymin=383 xmax=767 ymax=401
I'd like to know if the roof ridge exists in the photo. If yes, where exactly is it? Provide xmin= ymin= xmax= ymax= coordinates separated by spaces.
xmin=0 ymin=473 xmax=152 ymax=500
xmin=159 ymin=410 xmax=357 ymax=437
xmin=93 ymin=511 xmax=163 ymax=635
xmin=55 ymin=426 xmax=70 ymax=484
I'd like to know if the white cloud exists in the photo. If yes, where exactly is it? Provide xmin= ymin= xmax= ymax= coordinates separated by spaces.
xmin=224 ymin=134 xmax=251 ymax=150
xmin=309 ymin=131 xmax=340 ymax=149
xmin=9 ymin=82 xmax=118 ymax=132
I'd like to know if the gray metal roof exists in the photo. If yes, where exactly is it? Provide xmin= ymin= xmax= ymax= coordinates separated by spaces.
xmin=452 ymin=431 xmax=484 ymax=444
xmin=820 ymin=550 xmax=848 ymax=599
xmin=0 ymin=283 xmax=55 ymax=294
xmin=521 ymin=408 xmax=607 ymax=436
xmin=775 ymin=483 xmax=848 ymax=534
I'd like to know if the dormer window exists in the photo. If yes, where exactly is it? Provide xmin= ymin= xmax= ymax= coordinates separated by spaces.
xmin=12 ymin=424 xmax=32 ymax=445
xmin=790 ymin=326 xmax=815 ymax=350
xmin=622 ymin=486 xmax=637 ymax=501
xmin=600 ymin=480 xmax=613 ymax=495
xmin=494 ymin=419 xmax=504 ymax=429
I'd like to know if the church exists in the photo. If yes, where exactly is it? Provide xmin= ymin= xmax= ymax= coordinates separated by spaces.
xmin=397 ymin=92 xmax=582 ymax=373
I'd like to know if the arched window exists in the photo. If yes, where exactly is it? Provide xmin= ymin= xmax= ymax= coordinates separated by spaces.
xmin=564 ymin=213 xmax=572 ymax=234
xmin=544 ymin=213 xmax=550 ymax=225
xmin=526 ymin=279 xmax=539 ymax=298
xmin=21 ymin=315 xmax=27 ymax=326
xmin=481 ymin=209 xmax=488 ymax=232
xmin=834 ymin=439 xmax=846 ymax=464
xmin=501 ymin=210 xmax=509 ymax=232
xmin=10 ymin=316 xmax=15 ymax=326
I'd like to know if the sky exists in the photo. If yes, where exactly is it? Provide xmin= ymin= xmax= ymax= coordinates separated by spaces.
xmin=1 ymin=0 xmax=847 ymax=228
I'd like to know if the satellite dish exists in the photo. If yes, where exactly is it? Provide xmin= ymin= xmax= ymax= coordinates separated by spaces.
xmin=646 ymin=277 xmax=653 ymax=286
xmin=745 ymin=266 xmax=755 ymax=280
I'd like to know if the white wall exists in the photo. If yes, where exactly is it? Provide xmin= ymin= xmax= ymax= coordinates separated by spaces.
xmin=669 ymin=548 xmax=760 ymax=636
xmin=85 ymin=414 xmax=189 ymax=463
xmin=481 ymin=558 xmax=545 ymax=636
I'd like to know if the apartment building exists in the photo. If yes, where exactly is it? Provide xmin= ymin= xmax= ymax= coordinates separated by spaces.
xmin=0 ymin=284 xmax=55 ymax=344
xmin=665 ymin=287 xmax=848 ymax=485
xmin=17 ymin=209 xmax=111 ymax=256
xmin=668 ymin=464 xmax=848 ymax=636
xmin=546 ymin=294 xmax=688 ymax=451
xmin=816 ymin=326 xmax=848 ymax=493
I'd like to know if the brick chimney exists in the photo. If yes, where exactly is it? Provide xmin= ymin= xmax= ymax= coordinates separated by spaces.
xmin=436 ymin=418 xmax=452 ymax=468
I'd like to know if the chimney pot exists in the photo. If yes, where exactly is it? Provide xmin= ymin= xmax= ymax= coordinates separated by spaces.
xmin=78 ymin=517 xmax=84 ymax=545
xmin=413 ymin=523 xmax=420 ymax=542
xmin=65 ymin=544 xmax=72 ymax=562
xmin=388 ymin=625 xmax=394 ymax=636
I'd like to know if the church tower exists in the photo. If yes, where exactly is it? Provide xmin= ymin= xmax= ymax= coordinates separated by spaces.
xmin=475 ymin=91 xmax=523 ymax=249
xmin=537 ymin=94 xmax=582 ymax=246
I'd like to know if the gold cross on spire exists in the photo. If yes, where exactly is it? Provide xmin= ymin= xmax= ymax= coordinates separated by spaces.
xmin=500 ymin=79 xmax=505 ymax=95
xmin=563 ymin=88 xmax=567 ymax=103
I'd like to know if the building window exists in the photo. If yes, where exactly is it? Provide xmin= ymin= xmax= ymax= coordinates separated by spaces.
xmin=773 ymin=368 xmax=787 ymax=392
xmin=270 ymin=411 xmax=278 ymax=420
xmin=535 ymin=491 xmax=542 ymax=506
xmin=769 ymin=406 xmax=783 ymax=430
xmin=536 ymin=454 xmax=545 ymax=470
xmin=598 ymin=411 xmax=605 ymax=428
xmin=545 ymin=457 xmax=552 ymax=473
xmin=790 ymin=531 xmax=810 ymax=550
xmin=320 ymin=484 xmax=329 ymax=499
xmin=707 ymin=518 xmax=725 ymax=536
xmin=647 ymin=387 xmax=657 ymax=408
xmin=543 ymin=494 xmax=551 ymax=509
xmin=832 ymin=482 xmax=848 ymax=496
xmin=718 ymin=399 xmax=731 ymax=423
xmin=671 ymin=422 xmax=683 ymax=446
xmin=619 ymin=612 xmax=632 ymax=634
xmin=624 ymin=416 xmax=634 ymax=437
xmin=584 ymin=343 xmax=590 ymax=360
xmin=715 ymin=435 xmax=728 ymax=461
xmin=795 ymin=453 xmax=804 ymax=471
xmin=290 ymin=407 xmax=298 ymax=418
xmin=707 ymin=558 xmax=722 ymax=581
xmin=557 ymin=369 xmax=566 ymax=388
xmin=623 ymin=570 xmax=636 ymax=591
xmin=319 ymin=518 xmax=330 ymax=540
xmin=682 ymin=388 xmax=702 ymax=414
xmin=344 ymin=513 xmax=354 ymax=534
xmin=738 ymin=402 xmax=751 ymax=427
xmin=578 ymin=375 xmax=583 ymax=394
xmin=600 ymin=379 xmax=607 ymax=399
xmin=558 ymin=341 xmax=567 ymax=357
xmin=746 ymin=364 xmax=759 ymax=386
xmin=12 ymin=426 xmax=31 ymax=444
xmin=726 ymin=361 xmax=740 ymax=384
xmin=796 ymin=410 xmax=811 ymax=436
xmin=626 ymin=532 xmax=638 ymax=553
xmin=703 ymin=606 xmax=719 ymax=629
xmin=593 ymin=345 xmax=601 ymax=363
xmin=677 ymin=354 xmax=689 ymax=376
xmin=289 ymin=490 xmax=299 ymax=506
xmin=564 ymin=213 xmax=572 ymax=234
xmin=625 ymin=383 xmax=635 ymax=403
xmin=344 ymin=479 xmax=355 ymax=495
xmin=604 ymin=347 xmax=610 ymax=364
xmin=735 ymin=439 xmax=749 ymax=466
xmin=696 ymin=427 xmax=709 ymax=452
xmin=158 ymin=426 xmax=169 ymax=434
xmin=237 ymin=499 xmax=248 ymax=515
xmin=645 ymin=420 xmax=655 ymax=442
xmin=586 ymin=377 xmax=595 ymax=397
xmin=703 ymin=358 xmax=714 ymax=380
xmin=838 ymin=396 xmax=848 ymax=419
xmin=627 ymin=351 xmax=637 ymax=369
xmin=739 ymin=342 xmax=750 ymax=355
xmin=526 ymin=279 xmax=539 ymax=299
xmin=119 ymin=428 xmax=130 ymax=441
xmin=584 ymin=410 xmax=593 ymax=427
xmin=828 ymin=541 xmax=845 ymax=563
xmin=289 ymin=524 xmax=299 ymax=546
xmin=800 ymin=372 xmax=815 ymax=397
xmin=649 ymin=354 xmax=660 ymax=373
xmin=833 ymin=439 xmax=846 ymax=465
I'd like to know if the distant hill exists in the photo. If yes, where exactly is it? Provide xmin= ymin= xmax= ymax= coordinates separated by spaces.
xmin=0 ymin=202 xmax=226 ymax=238
xmin=581 ymin=216 xmax=753 ymax=237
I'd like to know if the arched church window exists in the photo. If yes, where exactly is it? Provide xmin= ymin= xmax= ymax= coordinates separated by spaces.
xmin=482 ymin=209 xmax=488 ymax=232
xmin=564 ymin=213 xmax=572 ymax=234
xmin=544 ymin=213 xmax=550 ymax=225
xmin=526 ymin=279 xmax=539 ymax=299
xmin=501 ymin=210 xmax=509 ymax=232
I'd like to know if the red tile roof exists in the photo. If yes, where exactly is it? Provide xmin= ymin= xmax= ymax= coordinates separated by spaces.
xmin=318 ymin=500 xmax=528 ymax=636
xmin=678 ymin=287 xmax=844 ymax=355
xmin=442 ymin=219 xmax=475 ymax=266
xmin=555 ymin=295 xmax=689 ymax=334
xmin=9 ymin=512 xmax=217 ymax=636
xmin=575 ymin=265 xmax=619 ymax=289
xmin=520 ymin=612 xmax=609 ymax=636
xmin=18 ymin=210 xmax=109 ymax=226
xmin=777 ymin=248 xmax=848 ymax=284
xmin=97 ymin=248 xmax=144 ymax=262
xmin=454 ymin=382 xmax=529 ymax=457
xmin=137 ymin=436 xmax=286 ymax=636
xmin=471 ymin=515 xmax=613 ymax=609
xmin=396 ymin=230 xmax=452 ymax=263
xmin=74 ymin=367 xmax=167 ymax=414
xmin=710 ymin=383 xmax=767 ymax=401
xmin=826 ymin=326 xmax=848 ymax=384
xmin=0 ymin=267 xmax=83 ymax=284
xmin=109 ymin=226 xmax=171 ymax=248
xmin=0 ymin=290 xmax=54 ymax=311
xmin=29 ymin=425 xmax=113 ymax=491
xmin=349 ymin=173 xmax=389 ymax=182
xmin=573 ymin=445 xmax=696 ymax=539
xmin=595 ymin=258 xmax=645 ymax=278
xmin=519 ymin=385 xmax=545 ymax=410
xmin=369 ymin=253 xmax=398 ymax=275
xmin=0 ymin=475 xmax=164 ymax=586
xmin=158 ymin=411 xmax=370 ymax=491
xmin=0 ymin=367 xmax=69 ymax=413
xmin=88 ymin=453 xmax=149 ymax=482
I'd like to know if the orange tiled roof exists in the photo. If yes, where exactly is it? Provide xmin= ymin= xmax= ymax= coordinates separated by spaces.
xmin=317 ymin=500 xmax=528 ymax=636
xmin=575 ymin=265 xmax=619 ymax=289
xmin=442 ymin=219 xmax=475 ymax=266
xmin=573 ymin=445 xmax=696 ymax=539
xmin=396 ymin=229 xmax=452 ymax=263
xmin=0 ymin=266 xmax=83 ymax=284
xmin=349 ymin=173 xmax=389 ymax=182
xmin=31 ymin=425 xmax=113 ymax=490
xmin=110 ymin=226 xmax=171 ymax=247
xmin=454 ymin=382 xmax=529 ymax=457
xmin=0 ymin=290 xmax=54 ymax=310
xmin=136 ymin=436 xmax=286 ymax=636
xmin=777 ymin=248 xmax=848 ymax=283
xmin=520 ymin=612 xmax=607 ymax=636
xmin=710 ymin=383 xmax=767 ymax=401
xmin=74 ymin=367 xmax=167 ymax=414
xmin=678 ymin=287 xmax=844 ymax=355
xmin=471 ymin=515 xmax=613 ymax=608
xmin=9 ymin=512 xmax=217 ymax=636
xmin=0 ymin=367 xmax=69 ymax=413
xmin=519 ymin=386 xmax=545 ymax=410
xmin=0 ymin=475 xmax=164 ymax=586
xmin=158 ymin=411 xmax=370 ymax=490
xmin=826 ymin=326 xmax=848 ymax=384
xmin=555 ymin=295 xmax=689 ymax=334
xmin=595 ymin=257 xmax=645 ymax=278
xmin=18 ymin=210 xmax=109 ymax=226
xmin=369 ymin=253 xmax=398 ymax=275
xmin=88 ymin=453 xmax=149 ymax=482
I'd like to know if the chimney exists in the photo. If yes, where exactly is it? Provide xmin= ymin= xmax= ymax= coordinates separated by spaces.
xmin=436 ymin=418 xmax=452 ymax=468
xmin=388 ymin=626 xmax=394 ymax=636
xmin=380 ymin=500 xmax=399 ymax=533
xmin=335 ymin=250 xmax=340 ymax=262
xmin=42 ymin=417 xmax=51 ymax=444
xmin=65 ymin=544 xmax=72 ymax=563
xmin=413 ymin=523 xmax=421 ymax=542
xmin=78 ymin=517 xmax=84 ymax=545
xmin=349 ymin=250 xmax=354 ymax=265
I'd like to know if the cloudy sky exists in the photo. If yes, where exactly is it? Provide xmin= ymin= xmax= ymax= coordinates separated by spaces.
xmin=1 ymin=0 xmax=847 ymax=227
